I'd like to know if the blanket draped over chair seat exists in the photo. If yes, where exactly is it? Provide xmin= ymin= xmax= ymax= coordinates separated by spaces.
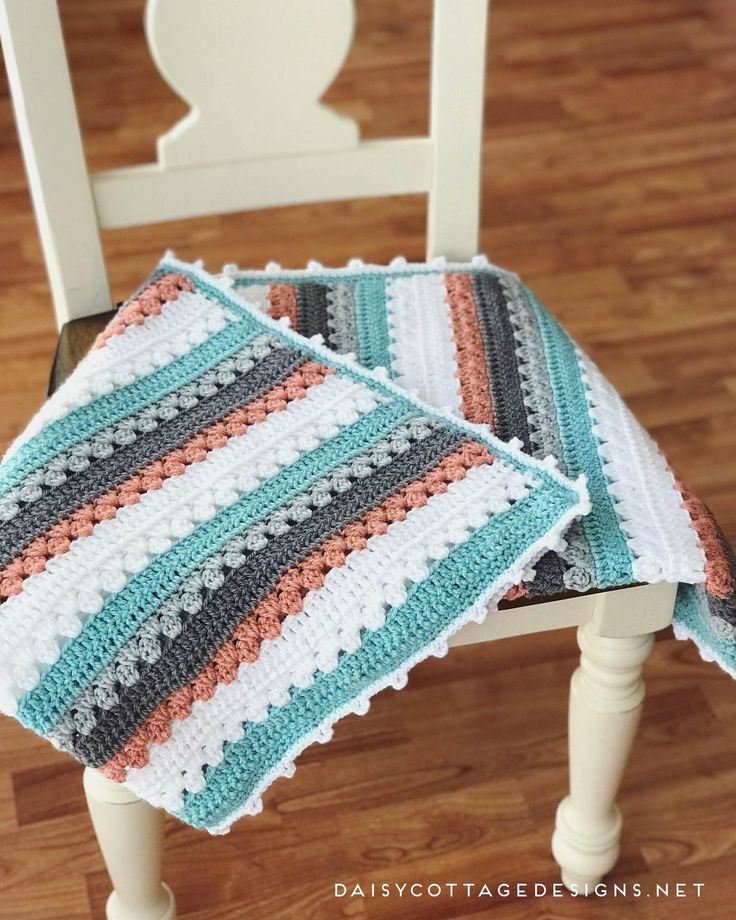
xmin=0 ymin=255 xmax=731 ymax=833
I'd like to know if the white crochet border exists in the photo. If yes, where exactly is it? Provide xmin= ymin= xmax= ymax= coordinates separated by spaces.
xmin=224 ymin=253 xmax=514 ymax=281
xmin=673 ymin=619 xmax=736 ymax=680
xmin=0 ymin=253 xmax=589 ymax=829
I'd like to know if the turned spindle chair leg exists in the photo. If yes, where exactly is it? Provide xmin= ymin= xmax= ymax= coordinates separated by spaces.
xmin=83 ymin=767 xmax=176 ymax=920
xmin=552 ymin=622 xmax=654 ymax=892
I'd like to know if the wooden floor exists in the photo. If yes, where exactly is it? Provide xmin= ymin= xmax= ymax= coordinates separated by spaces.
xmin=1 ymin=0 xmax=736 ymax=917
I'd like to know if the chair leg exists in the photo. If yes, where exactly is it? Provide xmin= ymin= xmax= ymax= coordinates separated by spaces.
xmin=83 ymin=767 xmax=176 ymax=920
xmin=551 ymin=622 xmax=654 ymax=893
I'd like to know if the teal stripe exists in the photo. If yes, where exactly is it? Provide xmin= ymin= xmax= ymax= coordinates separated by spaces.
xmin=673 ymin=584 xmax=736 ymax=675
xmin=177 ymin=485 xmax=572 ymax=829
xmin=353 ymin=277 xmax=392 ymax=372
xmin=525 ymin=289 xmax=633 ymax=587
xmin=17 ymin=399 xmax=414 ymax=734
xmin=0 ymin=316 xmax=259 ymax=496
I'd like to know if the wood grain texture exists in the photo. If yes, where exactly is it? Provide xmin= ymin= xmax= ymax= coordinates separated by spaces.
xmin=0 ymin=0 xmax=735 ymax=918
xmin=48 ymin=310 xmax=114 ymax=393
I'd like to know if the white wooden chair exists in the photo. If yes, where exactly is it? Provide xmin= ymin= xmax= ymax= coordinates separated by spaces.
xmin=0 ymin=1 xmax=677 ymax=917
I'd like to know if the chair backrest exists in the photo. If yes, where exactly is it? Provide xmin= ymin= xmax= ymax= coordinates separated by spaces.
xmin=0 ymin=0 xmax=489 ymax=328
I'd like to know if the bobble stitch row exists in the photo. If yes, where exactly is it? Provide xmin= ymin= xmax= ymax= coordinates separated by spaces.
xmin=95 ymin=273 xmax=194 ymax=348
xmin=2 ymin=375 xmax=384 ymax=717
xmin=122 ymin=459 xmax=532 ymax=811
xmin=444 ymin=273 xmax=495 ymax=425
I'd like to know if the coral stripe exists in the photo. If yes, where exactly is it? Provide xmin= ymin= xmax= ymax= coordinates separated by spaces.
xmin=677 ymin=478 xmax=734 ymax=599
xmin=503 ymin=583 xmax=527 ymax=601
xmin=444 ymin=273 xmax=495 ymax=426
xmin=268 ymin=284 xmax=298 ymax=328
xmin=95 ymin=274 xmax=194 ymax=348
xmin=100 ymin=440 xmax=494 ymax=780
xmin=0 ymin=361 xmax=333 ymax=599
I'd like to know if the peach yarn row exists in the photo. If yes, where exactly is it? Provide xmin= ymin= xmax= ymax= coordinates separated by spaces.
xmin=444 ymin=272 xmax=495 ymax=426
xmin=95 ymin=273 xmax=195 ymax=348
xmin=267 ymin=283 xmax=298 ymax=328
xmin=677 ymin=478 xmax=734 ymax=599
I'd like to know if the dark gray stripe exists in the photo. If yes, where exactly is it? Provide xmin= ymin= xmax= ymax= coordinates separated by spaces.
xmin=707 ymin=592 xmax=736 ymax=629
xmin=70 ymin=425 xmax=466 ymax=765
xmin=296 ymin=283 xmax=331 ymax=341
xmin=471 ymin=274 xmax=532 ymax=447
xmin=526 ymin=550 xmax=568 ymax=597
xmin=0 ymin=347 xmax=305 ymax=566
xmin=2 ymin=334 xmax=281 ymax=526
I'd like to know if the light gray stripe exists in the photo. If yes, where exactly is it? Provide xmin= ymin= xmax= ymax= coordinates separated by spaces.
xmin=325 ymin=283 xmax=358 ymax=354
xmin=501 ymin=275 xmax=563 ymax=462
xmin=503 ymin=276 xmax=596 ymax=592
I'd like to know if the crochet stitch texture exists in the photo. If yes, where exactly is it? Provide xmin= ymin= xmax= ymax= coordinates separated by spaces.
xmin=231 ymin=255 xmax=736 ymax=677
xmin=0 ymin=257 xmax=590 ymax=833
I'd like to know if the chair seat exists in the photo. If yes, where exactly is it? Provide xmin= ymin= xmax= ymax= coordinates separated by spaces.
xmin=49 ymin=309 xmax=115 ymax=395
xmin=49 ymin=255 xmax=735 ymax=666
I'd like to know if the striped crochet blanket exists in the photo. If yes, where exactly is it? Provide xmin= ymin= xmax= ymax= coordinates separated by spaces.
xmin=230 ymin=255 xmax=736 ymax=676
xmin=0 ymin=257 xmax=590 ymax=833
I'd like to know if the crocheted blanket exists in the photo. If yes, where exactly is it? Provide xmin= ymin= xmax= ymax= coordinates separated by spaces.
xmin=230 ymin=256 xmax=736 ymax=677
xmin=0 ymin=257 xmax=589 ymax=833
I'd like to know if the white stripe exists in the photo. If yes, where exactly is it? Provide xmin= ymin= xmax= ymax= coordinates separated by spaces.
xmin=3 ymin=291 xmax=235 ymax=460
xmin=231 ymin=284 xmax=270 ymax=313
xmin=123 ymin=460 xmax=534 ymax=811
xmin=226 ymin=254 xmax=508 ymax=281
xmin=577 ymin=350 xmax=705 ymax=585
xmin=0 ymin=375 xmax=381 ymax=713
xmin=386 ymin=273 xmax=463 ymax=416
